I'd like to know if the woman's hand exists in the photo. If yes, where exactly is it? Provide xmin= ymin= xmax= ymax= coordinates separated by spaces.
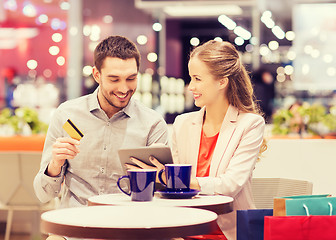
xmin=190 ymin=176 xmax=201 ymax=190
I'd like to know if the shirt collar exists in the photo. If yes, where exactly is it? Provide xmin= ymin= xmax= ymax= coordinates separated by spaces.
xmin=88 ymin=87 xmax=100 ymax=112
xmin=88 ymin=86 xmax=135 ymax=118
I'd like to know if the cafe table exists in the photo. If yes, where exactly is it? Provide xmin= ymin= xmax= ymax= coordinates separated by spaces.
xmin=88 ymin=193 xmax=234 ymax=215
xmin=41 ymin=205 xmax=218 ymax=239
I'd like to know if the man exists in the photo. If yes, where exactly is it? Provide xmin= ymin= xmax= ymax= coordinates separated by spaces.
xmin=34 ymin=36 xmax=168 ymax=208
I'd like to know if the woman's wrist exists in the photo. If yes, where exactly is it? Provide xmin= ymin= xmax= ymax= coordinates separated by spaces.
xmin=190 ymin=177 xmax=201 ymax=190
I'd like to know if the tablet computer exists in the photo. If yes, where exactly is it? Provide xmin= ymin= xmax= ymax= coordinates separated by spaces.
xmin=118 ymin=145 xmax=173 ymax=171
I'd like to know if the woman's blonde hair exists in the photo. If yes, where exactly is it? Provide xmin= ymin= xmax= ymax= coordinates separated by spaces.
xmin=190 ymin=40 xmax=267 ymax=156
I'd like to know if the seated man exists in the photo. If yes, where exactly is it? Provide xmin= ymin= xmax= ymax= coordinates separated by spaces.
xmin=34 ymin=35 xmax=168 ymax=208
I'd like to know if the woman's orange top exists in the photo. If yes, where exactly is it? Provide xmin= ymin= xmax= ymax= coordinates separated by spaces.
xmin=193 ymin=129 xmax=227 ymax=239
xmin=196 ymin=129 xmax=219 ymax=177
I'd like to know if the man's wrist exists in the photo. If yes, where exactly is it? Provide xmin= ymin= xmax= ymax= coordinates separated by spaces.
xmin=46 ymin=161 xmax=63 ymax=177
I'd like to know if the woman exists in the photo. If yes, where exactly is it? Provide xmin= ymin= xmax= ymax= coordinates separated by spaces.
xmin=131 ymin=40 xmax=266 ymax=240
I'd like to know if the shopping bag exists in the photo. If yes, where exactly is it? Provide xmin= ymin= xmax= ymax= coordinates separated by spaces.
xmin=264 ymin=215 xmax=336 ymax=240
xmin=273 ymin=194 xmax=336 ymax=216
xmin=237 ymin=209 xmax=273 ymax=240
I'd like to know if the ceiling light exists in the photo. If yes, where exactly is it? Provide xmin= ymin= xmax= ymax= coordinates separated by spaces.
xmin=276 ymin=74 xmax=286 ymax=82
xmin=249 ymin=37 xmax=258 ymax=45
xmin=284 ymin=65 xmax=294 ymax=75
xmin=27 ymin=59 xmax=38 ymax=70
xmin=261 ymin=17 xmax=275 ymax=29
xmin=152 ymin=23 xmax=162 ymax=32
xmin=268 ymin=40 xmax=279 ymax=50
xmin=137 ymin=35 xmax=148 ymax=45
xmin=60 ymin=1 xmax=70 ymax=10
xmin=190 ymin=37 xmax=200 ymax=46
xmin=38 ymin=14 xmax=48 ymax=23
xmin=262 ymin=11 xmax=272 ymax=19
xmin=233 ymin=26 xmax=251 ymax=40
xmin=276 ymin=67 xmax=285 ymax=75
xmin=214 ymin=37 xmax=223 ymax=42
xmin=4 ymin=0 xmax=17 ymax=11
xmin=52 ymin=33 xmax=62 ymax=42
xmin=147 ymin=53 xmax=157 ymax=62
xmin=164 ymin=5 xmax=242 ymax=17
xmin=83 ymin=25 xmax=91 ymax=36
xmin=218 ymin=15 xmax=236 ymax=30
xmin=56 ymin=56 xmax=65 ymax=66
xmin=49 ymin=46 xmax=60 ymax=55
xmin=245 ymin=44 xmax=253 ymax=52
xmin=22 ymin=3 xmax=37 ymax=17
xmin=287 ymin=50 xmax=296 ymax=61
xmin=83 ymin=66 xmax=93 ymax=76
xmin=260 ymin=45 xmax=270 ymax=56
xmin=103 ymin=15 xmax=113 ymax=24
xmin=234 ymin=37 xmax=244 ymax=46
xmin=323 ymin=54 xmax=333 ymax=63
xmin=285 ymin=31 xmax=295 ymax=41
xmin=271 ymin=26 xmax=285 ymax=39
xmin=51 ymin=18 xmax=62 ymax=30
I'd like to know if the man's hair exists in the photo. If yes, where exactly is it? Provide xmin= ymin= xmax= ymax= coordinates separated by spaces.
xmin=94 ymin=35 xmax=140 ymax=72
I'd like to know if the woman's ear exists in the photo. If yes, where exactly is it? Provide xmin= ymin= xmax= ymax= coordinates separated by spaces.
xmin=219 ymin=77 xmax=229 ymax=89
xmin=92 ymin=67 xmax=101 ymax=84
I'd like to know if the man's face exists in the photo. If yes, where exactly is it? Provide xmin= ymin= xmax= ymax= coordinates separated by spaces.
xmin=93 ymin=57 xmax=138 ymax=116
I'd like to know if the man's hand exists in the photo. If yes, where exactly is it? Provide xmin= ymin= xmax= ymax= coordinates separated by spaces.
xmin=125 ymin=156 xmax=165 ymax=183
xmin=47 ymin=137 xmax=80 ymax=177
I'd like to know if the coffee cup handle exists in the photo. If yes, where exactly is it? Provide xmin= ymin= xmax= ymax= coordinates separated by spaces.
xmin=158 ymin=169 xmax=167 ymax=187
xmin=117 ymin=175 xmax=131 ymax=196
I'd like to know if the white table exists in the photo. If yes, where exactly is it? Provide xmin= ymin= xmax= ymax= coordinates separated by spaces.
xmin=88 ymin=193 xmax=234 ymax=215
xmin=41 ymin=205 xmax=218 ymax=239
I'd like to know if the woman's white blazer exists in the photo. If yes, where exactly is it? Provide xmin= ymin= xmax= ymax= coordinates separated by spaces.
xmin=171 ymin=105 xmax=265 ymax=240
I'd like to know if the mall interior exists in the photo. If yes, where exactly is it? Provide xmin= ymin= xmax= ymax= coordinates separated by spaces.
xmin=0 ymin=0 xmax=336 ymax=239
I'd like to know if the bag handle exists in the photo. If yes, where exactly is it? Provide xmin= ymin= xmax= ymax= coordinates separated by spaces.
xmin=303 ymin=204 xmax=310 ymax=216
xmin=303 ymin=202 xmax=333 ymax=216
xmin=329 ymin=202 xmax=333 ymax=216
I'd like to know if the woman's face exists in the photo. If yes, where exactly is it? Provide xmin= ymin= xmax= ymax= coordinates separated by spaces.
xmin=188 ymin=57 xmax=224 ymax=108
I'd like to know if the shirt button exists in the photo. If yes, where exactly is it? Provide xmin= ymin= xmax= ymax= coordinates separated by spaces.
xmin=107 ymin=122 xmax=110 ymax=126
xmin=104 ymin=145 xmax=106 ymax=150
xmin=100 ymin=167 xmax=105 ymax=174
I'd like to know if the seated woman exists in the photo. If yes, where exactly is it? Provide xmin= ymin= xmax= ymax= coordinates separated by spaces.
xmin=129 ymin=40 xmax=266 ymax=240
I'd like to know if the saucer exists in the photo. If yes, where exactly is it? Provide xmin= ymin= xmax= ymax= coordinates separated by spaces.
xmin=156 ymin=189 xmax=200 ymax=199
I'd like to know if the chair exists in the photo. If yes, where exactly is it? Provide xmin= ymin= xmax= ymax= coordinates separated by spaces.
xmin=0 ymin=152 xmax=56 ymax=240
xmin=251 ymin=177 xmax=313 ymax=209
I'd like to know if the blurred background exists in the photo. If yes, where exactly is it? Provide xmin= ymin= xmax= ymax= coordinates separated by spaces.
xmin=1 ymin=0 xmax=336 ymax=135
xmin=1 ymin=1 xmax=336 ymax=238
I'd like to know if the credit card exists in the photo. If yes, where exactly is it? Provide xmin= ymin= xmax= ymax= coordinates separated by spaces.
xmin=62 ymin=119 xmax=84 ymax=140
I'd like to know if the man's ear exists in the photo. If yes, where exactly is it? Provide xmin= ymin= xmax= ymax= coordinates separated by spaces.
xmin=92 ymin=67 xmax=101 ymax=84
xmin=219 ymin=77 xmax=229 ymax=89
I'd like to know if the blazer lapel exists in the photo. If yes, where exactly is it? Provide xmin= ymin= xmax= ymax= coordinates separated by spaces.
xmin=209 ymin=105 xmax=238 ymax=176
xmin=189 ymin=108 xmax=204 ymax=177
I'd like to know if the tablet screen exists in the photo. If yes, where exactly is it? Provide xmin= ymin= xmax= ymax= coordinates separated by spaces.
xmin=118 ymin=145 xmax=173 ymax=172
